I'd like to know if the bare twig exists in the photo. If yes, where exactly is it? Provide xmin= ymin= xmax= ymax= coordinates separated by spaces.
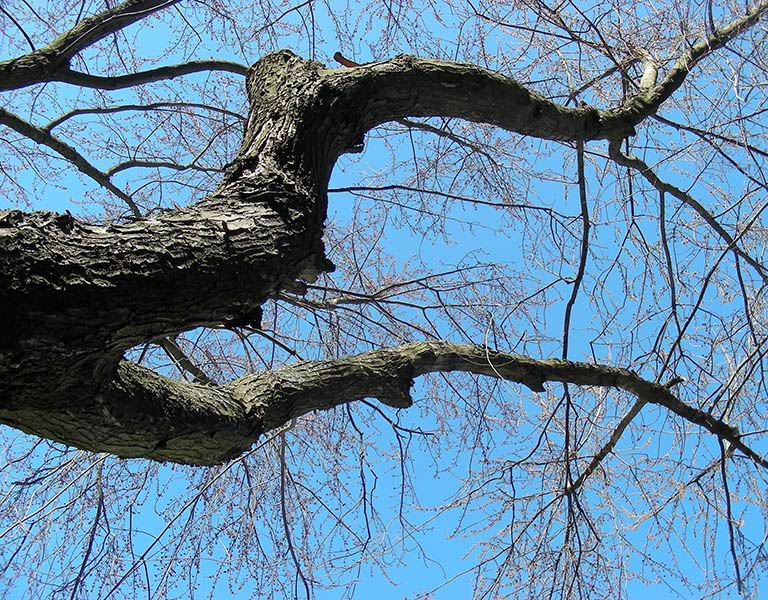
xmin=279 ymin=433 xmax=312 ymax=599
xmin=0 ymin=106 xmax=140 ymax=215
xmin=608 ymin=139 xmax=768 ymax=283
xmin=562 ymin=141 xmax=590 ymax=359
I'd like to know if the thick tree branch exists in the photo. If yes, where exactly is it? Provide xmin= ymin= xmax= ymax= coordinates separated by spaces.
xmin=0 ymin=0 xmax=180 ymax=91
xmin=3 ymin=49 xmax=767 ymax=466
xmin=3 ymin=341 xmax=761 ymax=467
xmin=322 ymin=54 xmax=612 ymax=141
xmin=272 ymin=342 xmax=765 ymax=469
xmin=41 ymin=0 xmax=179 ymax=62
xmin=323 ymin=3 xmax=768 ymax=143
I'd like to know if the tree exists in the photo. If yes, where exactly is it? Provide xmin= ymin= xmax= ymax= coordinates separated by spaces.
xmin=1 ymin=0 xmax=767 ymax=597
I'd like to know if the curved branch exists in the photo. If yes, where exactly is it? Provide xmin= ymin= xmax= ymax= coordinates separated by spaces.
xmin=0 ymin=5 xmax=36 ymax=52
xmin=0 ymin=0 xmax=179 ymax=91
xmin=45 ymin=102 xmax=245 ymax=131
xmin=54 ymin=60 xmax=248 ymax=90
xmin=322 ymin=54 xmax=610 ymax=141
xmin=319 ymin=5 xmax=768 ymax=145
xmin=44 ymin=0 xmax=179 ymax=62
xmin=0 ymin=2 xmax=246 ymax=93
xmin=610 ymin=0 xmax=768 ymax=129
xmin=3 ymin=50 xmax=767 ymax=469
xmin=3 ymin=341 xmax=763 ymax=467
xmin=105 ymin=159 xmax=221 ymax=177
xmin=259 ymin=341 xmax=765 ymax=468
xmin=562 ymin=142 xmax=590 ymax=358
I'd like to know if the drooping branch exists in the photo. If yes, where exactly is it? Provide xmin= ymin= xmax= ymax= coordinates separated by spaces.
xmin=4 ymin=341 xmax=760 ymax=468
xmin=241 ymin=341 xmax=766 ymax=470
xmin=608 ymin=139 xmax=768 ymax=283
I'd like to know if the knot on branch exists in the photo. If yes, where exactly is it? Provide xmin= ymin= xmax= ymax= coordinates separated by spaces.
xmin=378 ymin=363 xmax=415 ymax=408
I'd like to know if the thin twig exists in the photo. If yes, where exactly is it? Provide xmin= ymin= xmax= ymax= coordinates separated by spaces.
xmin=608 ymin=139 xmax=768 ymax=283
xmin=719 ymin=438 xmax=744 ymax=593
xmin=0 ymin=107 xmax=140 ymax=215
xmin=279 ymin=433 xmax=312 ymax=599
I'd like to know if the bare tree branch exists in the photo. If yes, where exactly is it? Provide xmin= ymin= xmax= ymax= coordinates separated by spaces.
xmin=5 ymin=339 xmax=764 ymax=467
xmin=0 ymin=106 xmax=140 ymax=215
xmin=612 ymin=0 xmax=768 ymax=129
xmin=565 ymin=398 xmax=648 ymax=496
xmin=54 ymin=60 xmax=248 ymax=90
xmin=0 ymin=0 xmax=181 ymax=90
xmin=44 ymin=102 xmax=245 ymax=131
xmin=608 ymin=138 xmax=768 ymax=283
xmin=43 ymin=0 xmax=180 ymax=62
xmin=158 ymin=337 xmax=216 ymax=386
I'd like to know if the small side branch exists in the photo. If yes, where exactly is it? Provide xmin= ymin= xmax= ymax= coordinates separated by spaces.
xmin=0 ymin=107 xmax=140 ymax=215
xmin=55 ymin=61 xmax=248 ymax=90
xmin=637 ymin=50 xmax=658 ymax=90
xmin=608 ymin=139 xmax=768 ymax=283
xmin=565 ymin=398 xmax=647 ymax=496
xmin=562 ymin=141 xmax=590 ymax=359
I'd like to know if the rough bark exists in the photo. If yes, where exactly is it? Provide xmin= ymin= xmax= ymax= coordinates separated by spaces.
xmin=0 ymin=49 xmax=762 ymax=465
